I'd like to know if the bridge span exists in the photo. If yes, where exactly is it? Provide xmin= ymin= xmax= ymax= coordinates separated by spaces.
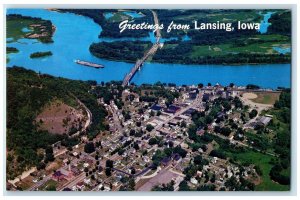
xmin=122 ymin=11 xmax=161 ymax=87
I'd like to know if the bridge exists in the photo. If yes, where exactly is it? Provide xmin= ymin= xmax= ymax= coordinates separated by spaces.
xmin=122 ymin=11 xmax=161 ymax=87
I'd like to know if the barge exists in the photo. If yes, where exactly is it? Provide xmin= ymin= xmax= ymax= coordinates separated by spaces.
xmin=74 ymin=60 xmax=104 ymax=69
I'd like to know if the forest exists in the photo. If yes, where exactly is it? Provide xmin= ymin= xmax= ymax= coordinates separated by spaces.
xmin=90 ymin=41 xmax=152 ymax=62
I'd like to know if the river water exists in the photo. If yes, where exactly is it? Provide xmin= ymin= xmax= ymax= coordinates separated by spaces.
xmin=6 ymin=9 xmax=290 ymax=89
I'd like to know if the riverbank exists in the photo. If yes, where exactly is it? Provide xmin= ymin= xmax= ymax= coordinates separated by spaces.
xmin=89 ymin=41 xmax=291 ymax=65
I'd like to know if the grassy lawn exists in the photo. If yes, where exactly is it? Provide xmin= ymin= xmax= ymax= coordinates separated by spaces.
xmin=190 ymin=41 xmax=290 ymax=58
xmin=226 ymin=150 xmax=289 ymax=191
xmin=251 ymin=92 xmax=280 ymax=105
xmin=38 ymin=179 xmax=58 ymax=191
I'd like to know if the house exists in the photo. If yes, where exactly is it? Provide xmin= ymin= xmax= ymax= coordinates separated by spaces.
xmin=52 ymin=171 xmax=64 ymax=181
xmin=196 ymin=171 xmax=203 ymax=177
xmin=258 ymin=116 xmax=272 ymax=126
xmin=190 ymin=177 xmax=198 ymax=185
xmin=60 ymin=168 xmax=73 ymax=180
xmin=84 ymin=178 xmax=91 ymax=185
xmin=183 ymin=108 xmax=196 ymax=116
xmin=161 ymin=157 xmax=171 ymax=167
xmin=171 ymin=153 xmax=181 ymax=161
xmin=196 ymin=129 xmax=205 ymax=136
xmin=76 ymin=181 xmax=85 ymax=190
xmin=62 ymin=187 xmax=72 ymax=191
xmin=189 ymin=92 xmax=197 ymax=100
xmin=216 ymin=112 xmax=226 ymax=121
xmin=151 ymin=104 xmax=163 ymax=111
xmin=165 ymin=105 xmax=181 ymax=114
xmin=202 ymin=93 xmax=210 ymax=102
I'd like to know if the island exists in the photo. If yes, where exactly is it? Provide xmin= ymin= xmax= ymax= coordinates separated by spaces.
xmin=7 ymin=14 xmax=55 ymax=43
xmin=7 ymin=47 xmax=19 ymax=54
xmin=30 ymin=51 xmax=53 ymax=58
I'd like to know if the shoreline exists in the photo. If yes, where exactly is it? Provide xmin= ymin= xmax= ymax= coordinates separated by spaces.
xmin=89 ymin=54 xmax=291 ymax=66
xmin=5 ymin=66 xmax=291 ymax=90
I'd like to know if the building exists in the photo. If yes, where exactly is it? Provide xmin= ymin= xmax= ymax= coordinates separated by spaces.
xmin=258 ymin=116 xmax=272 ymax=126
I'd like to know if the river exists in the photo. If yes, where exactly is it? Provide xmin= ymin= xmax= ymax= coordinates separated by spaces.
xmin=6 ymin=9 xmax=290 ymax=89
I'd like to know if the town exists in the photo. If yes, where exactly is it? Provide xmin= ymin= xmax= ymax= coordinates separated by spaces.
xmin=7 ymin=80 xmax=289 ymax=192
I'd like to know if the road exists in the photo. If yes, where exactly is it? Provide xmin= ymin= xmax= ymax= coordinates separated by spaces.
xmin=58 ymin=172 xmax=86 ymax=191
xmin=151 ymin=10 xmax=161 ymax=40
xmin=71 ymin=95 xmax=93 ymax=137
xmin=108 ymin=100 xmax=123 ymax=132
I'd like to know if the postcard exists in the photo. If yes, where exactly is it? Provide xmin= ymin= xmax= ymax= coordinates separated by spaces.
xmin=6 ymin=8 xmax=291 ymax=192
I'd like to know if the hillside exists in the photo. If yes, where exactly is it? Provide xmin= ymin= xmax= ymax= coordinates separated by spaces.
xmin=6 ymin=67 xmax=107 ymax=179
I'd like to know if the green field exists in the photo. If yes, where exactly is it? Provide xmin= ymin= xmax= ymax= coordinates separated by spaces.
xmin=190 ymin=35 xmax=290 ymax=58
xmin=251 ymin=92 xmax=280 ymax=105
xmin=226 ymin=150 xmax=289 ymax=191
xmin=107 ymin=12 xmax=132 ymax=23
xmin=38 ymin=179 xmax=58 ymax=191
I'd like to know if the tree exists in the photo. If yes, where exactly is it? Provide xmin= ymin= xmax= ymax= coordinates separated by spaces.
xmin=198 ymin=83 xmax=203 ymax=88
xmin=180 ymin=121 xmax=187 ymax=128
xmin=106 ymin=159 xmax=114 ymax=168
xmin=179 ymin=180 xmax=190 ymax=191
xmin=249 ymin=109 xmax=258 ymax=119
xmin=37 ymin=162 xmax=46 ymax=170
xmin=174 ymin=145 xmax=187 ymax=158
xmin=194 ymin=155 xmax=204 ymax=165
xmin=131 ymin=167 xmax=136 ymax=175
xmin=46 ymin=185 xmax=56 ymax=191
xmin=146 ymin=124 xmax=154 ymax=132
xmin=84 ymin=142 xmax=95 ymax=153
xmin=105 ymin=168 xmax=112 ymax=176
xmin=148 ymin=138 xmax=158 ymax=145
xmin=44 ymin=146 xmax=54 ymax=163
xmin=150 ymin=110 xmax=155 ymax=117
xmin=128 ymin=178 xmax=135 ymax=190
xmin=157 ymin=111 xmax=161 ymax=116
xmin=136 ymin=121 xmax=141 ymax=127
